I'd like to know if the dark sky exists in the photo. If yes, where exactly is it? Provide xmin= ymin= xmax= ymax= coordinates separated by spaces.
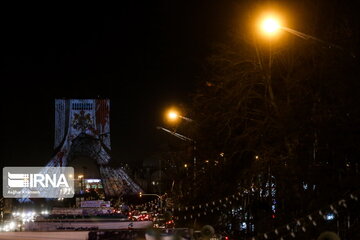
xmin=0 ymin=2 xmax=232 ymax=168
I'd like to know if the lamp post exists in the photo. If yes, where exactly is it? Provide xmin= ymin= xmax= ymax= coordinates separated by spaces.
xmin=257 ymin=15 xmax=282 ymax=113
xmin=139 ymin=192 xmax=163 ymax=210
xmin=257 ymin=13 xmax=355 ymax=115
xmin=259 ymin=14 xmax=352 ymax=55
xmin=167 ymin=109 xmax=194 ymax=123
xmin=162 ymin=108 xmax=197 ymax=179
xmin=256 ymin=13 xmax=356 ymax=227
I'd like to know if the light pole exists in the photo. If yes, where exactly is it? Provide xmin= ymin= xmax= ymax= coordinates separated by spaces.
xmin=167 ymin=109 xmax=194 ymax=123
xmin=259 ymin=14 xmax=353 ymax=56
xmin=162 ymin=108 xmax=197 ymax=180
xmin=257 ymin=14 xmax=282 ymax=113
xmin=139 ymin=192 xmax=163 ymax=210
xmin=256 ymin=13 xmax=356 ymax=226
xmin=257 ymin=13 xmax=355 ymax=115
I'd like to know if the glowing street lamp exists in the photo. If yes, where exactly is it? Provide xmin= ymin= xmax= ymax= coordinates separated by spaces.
xmin=168 ymin=110 xmax=179 ymax=121
xmin=257 ymin=13 xmax=283 ymax=112
xmin=256 ymin=11 xmax=348 ymax=113
xmin=258 ymin=12 xmax=345 ymax=50
xmin=139 ymin=192 xmax=163 ymax=209
xmin=260 ymin=16 xmax=281 ymax=36
xmin=259 ymin=15 xmax=304 ymax=39
xmin=166 ymin=108 xmax=193 ymax=122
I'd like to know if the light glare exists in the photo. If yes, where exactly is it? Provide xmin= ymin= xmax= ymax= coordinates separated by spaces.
xmin=168 ymin=111 xmax=178 ymax=120
xmin=166 ymin=108 xmax=181 ymax=122
xmin=258 ymin=13 xmax=282 ymax=38
xmin=262 ymin=17 xmax=280 ymax=34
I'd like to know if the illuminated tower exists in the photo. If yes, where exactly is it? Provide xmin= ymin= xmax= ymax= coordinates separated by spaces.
xmin=48 ymin=99 xmax=142 ymax=196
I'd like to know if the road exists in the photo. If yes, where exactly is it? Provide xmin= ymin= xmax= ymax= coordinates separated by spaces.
xmin=0 ymin=231 xmax=89 ymax=240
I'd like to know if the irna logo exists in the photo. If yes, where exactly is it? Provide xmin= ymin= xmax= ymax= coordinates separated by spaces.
xmin=8 ymin=172 xmax=70 ymax=188
xmin=3 ymin=167 xmax=74 ymax=198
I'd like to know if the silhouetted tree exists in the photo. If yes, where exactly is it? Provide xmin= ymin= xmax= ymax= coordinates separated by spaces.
xmin=190 ymin=0 xmax=360 ymax=235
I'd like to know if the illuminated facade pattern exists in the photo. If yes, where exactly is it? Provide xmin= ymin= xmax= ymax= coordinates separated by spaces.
xmin=48 ymin=99 xmax=142 ymax=196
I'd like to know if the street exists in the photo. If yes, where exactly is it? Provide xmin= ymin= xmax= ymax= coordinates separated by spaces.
xmin=0 ymin=231 xmax=89 ymax=240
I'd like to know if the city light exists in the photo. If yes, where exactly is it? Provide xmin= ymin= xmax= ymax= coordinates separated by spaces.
xmin=5 ymin=210 xmax=43 ymax=231
xmin=326 ymin=213 xmax=335 ymax=221
xmin=41 ymin=210 xmax=49 ymax=215
xmin=9 ymin=222 xmax=15 ymax=230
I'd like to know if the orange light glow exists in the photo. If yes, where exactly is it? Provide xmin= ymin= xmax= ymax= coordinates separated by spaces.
xmin=168 ymin=111 xmax=178 ymax=120
xmin=261 ymin=17 xmax=280 ymax=35
xmin=166 ymin=108 xmax=181 ymax=123
xmin=256 ymin=10 xmax=285 ymax=38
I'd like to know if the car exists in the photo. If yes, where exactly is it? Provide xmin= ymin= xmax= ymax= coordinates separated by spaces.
xmin=129 ymin=211 xmax=151 ymax=221
xmin=152 ymin=213 xmax=175 ymax=228
xmin=138 ymin=211 xmax=150 ymax=221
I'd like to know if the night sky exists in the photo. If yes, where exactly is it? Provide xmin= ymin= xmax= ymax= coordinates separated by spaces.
xmin=0 ymin=2 xmax=233 ymax=168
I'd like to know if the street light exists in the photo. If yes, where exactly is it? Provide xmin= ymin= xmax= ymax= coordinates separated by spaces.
xmin=139 ymin=192 xmax=163 ymax=210
xmin=168 ymin=111 xmax=179 ymax=121
xmin=259 ymin=13 xmax=349 ymax=52
xmin=166 ymin=108 xmax=193 ymax=123
xmin=257 ymin=12 xmax=352 ymax=113
xmin=160 ymin=109 xmax=198 ymax=197
xmin=260 ymin=15 xmax=281 ymax=36
xmin=257 ymin=13 xmax=356 ymax=215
